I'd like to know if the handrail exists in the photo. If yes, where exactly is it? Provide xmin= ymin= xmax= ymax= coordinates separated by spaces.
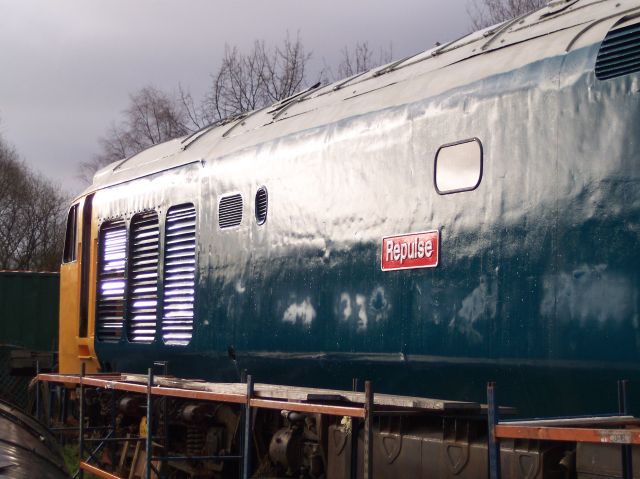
xmin=271 ymin=82 xmax=321 ymax=120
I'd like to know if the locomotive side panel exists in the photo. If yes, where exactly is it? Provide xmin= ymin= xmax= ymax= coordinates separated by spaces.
xmin=197 ymin=49 xmax=566 ymax=408
xmin=553 ymin=42 xmax=640 ymax=362
xmin=191 ymin=40 xmax=640 ymax=414
xmin=92 ymin=164 xmax=203 ymax=372
xmin=69 ymin=3 xmax=640 ymax=417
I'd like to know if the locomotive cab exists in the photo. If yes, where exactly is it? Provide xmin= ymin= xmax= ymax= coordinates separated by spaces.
xmin=59 ymin=193 xmax=100 ymax=374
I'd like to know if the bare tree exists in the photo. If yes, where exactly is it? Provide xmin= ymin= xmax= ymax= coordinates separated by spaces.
xmin=336 ymin=41 xmax=393 ymax=79
xmin=84 ymin=35 xmax=316 ymax=182
xmin=80 ymin=86 xmax=195 ymax=183
xmin=199 ymin=33 xmax=314 ymax=124
xmin=201 ymin=42 xmax=272 ymax=122
xmin=263 ymin=34 xmax=313 ymax=104
xmin=178 ymin=85 xmax=208 ymax=132
xmin=467 ymin=0 xmax=547 ymax=30
xmin=0 ymin=127 xmax=66 ymax=271
xmin=123 ymin=86 xmax=189 ymax=149
xmin=85 ymin=35 xmax=392 ymax=183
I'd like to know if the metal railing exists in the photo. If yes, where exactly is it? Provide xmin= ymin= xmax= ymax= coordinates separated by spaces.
xmin=487 ymin=379 xmax=637 ymax=479
xmin=37 ymin=366 xmax=376 ymax=479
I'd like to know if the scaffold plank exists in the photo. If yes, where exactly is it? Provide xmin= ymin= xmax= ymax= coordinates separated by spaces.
xmin=501 ymin=416 xmax=640 ymax=427
xmin=495 ymin=425 xmax=640 ymax=445
xmin=38 ymin=372 xmax=510 ymax=415
xmin=80 ymin=461 xmax=124 ymax=479
xmin=121 ymin=373 xmax=480 ymax=411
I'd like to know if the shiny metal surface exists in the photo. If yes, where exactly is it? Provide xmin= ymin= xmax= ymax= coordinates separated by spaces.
xmin=82 ymin=0 xmax=640 ymax=193
xmin=96 ymin=220 xmax=127 ymax=341
xmin=72 ymin=0 xmax=640 ymax=416
xmin=0 ymin=400 xmax=67 ymax=479
xmin=162 ymin=203 xmax=197 ymax=345
xmin=127 ymin=211 xmax=160 ymax=343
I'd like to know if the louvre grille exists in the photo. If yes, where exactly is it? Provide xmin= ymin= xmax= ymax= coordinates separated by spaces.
xmin=96 ymin=220 xmax=127 ymax=341
xmin=219 ymin=194 xmax=243 ymax=229
xmin=127 ymin=211 xmax=160 ymax=343
xmin=255 ymin=187 xmax=268 ymax=225
xmin=596 ymin=23 xmax=640 ymax=80
xmin=162 ymin=204 xmax=196 ymax=345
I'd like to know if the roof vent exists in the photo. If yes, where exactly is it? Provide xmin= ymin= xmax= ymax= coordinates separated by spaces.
xmin=219 ymin=193 xmax=243 ymax=229
xmin=255 ymin=187 xmax=268 ymax=225
xmin=596 ymin=22 xmax=640 ymax=80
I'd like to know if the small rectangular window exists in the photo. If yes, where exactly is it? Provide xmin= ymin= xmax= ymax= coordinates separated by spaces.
xmin=96 ymin=219 xmax=127 ymax=341
xmin=218 ymin=193 xmax=243 ymax=229
xmin=62 ymin=204 xmax=78 ymax=263
xmin=434 ymin=138 xmax=483 ymax=195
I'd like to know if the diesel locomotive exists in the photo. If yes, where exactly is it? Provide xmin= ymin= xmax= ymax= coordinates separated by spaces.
xmin=59 ymin=0 xmax=640 ymax=427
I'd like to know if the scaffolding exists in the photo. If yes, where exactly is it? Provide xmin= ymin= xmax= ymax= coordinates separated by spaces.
xmin=36 ymin=367 xmax=640 ymax=479
xmin=487 ymin=380 xmax=640 ymax=479
xmin=37 ymin=364 xmax=427 ymax=479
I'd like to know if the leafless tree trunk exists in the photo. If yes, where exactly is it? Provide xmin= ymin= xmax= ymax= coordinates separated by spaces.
xmin=336 ymin=41 xmax=393 ymax=79
xmin=0 ymin=127 xmax=66 ymax=271
xmin=467 ymin=0 xmax=547 ymax=30
xmin=85 ymin=35 xmax=393 ymax=182
xmin=79 ymin=86 xmax=195 ymax=183
xmin=263 ymin=34 xmax=311 ymax=103
xmin=199 ymin=33 xmax=314 ymax=124
xmin=85 ymin=36 xmax=316 ymax=182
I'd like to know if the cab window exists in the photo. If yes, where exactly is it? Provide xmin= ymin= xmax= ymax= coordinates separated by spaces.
xmin=62 ymin=204 xmax=78 ymax=263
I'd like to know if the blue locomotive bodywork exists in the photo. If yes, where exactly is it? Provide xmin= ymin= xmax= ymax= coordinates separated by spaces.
xmin=64 ymin=0 xmax=640 ymax=417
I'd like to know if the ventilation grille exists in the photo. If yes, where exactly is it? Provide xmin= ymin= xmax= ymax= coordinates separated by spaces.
xmin=96 ymin=220 xmax=127 ymax=341
xmin=219 ymin=194 xmax=243 ymax=229
xmin=127 ymin=211 xmax=159 ymax=343
xmin=255 ymin=187 xmax=268 ymax=225
xmin=596 ymin=23 xmax=640 ymax=80
xmin=162 ymin=204 xmax=196 ymax=345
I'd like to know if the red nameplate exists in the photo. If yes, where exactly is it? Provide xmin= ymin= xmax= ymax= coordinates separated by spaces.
xmin=381 ymin=230 xmax=439 ymax=271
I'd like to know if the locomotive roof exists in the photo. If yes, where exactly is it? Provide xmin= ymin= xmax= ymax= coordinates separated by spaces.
xmin=85 ymin=0 xmax=640 ymax=195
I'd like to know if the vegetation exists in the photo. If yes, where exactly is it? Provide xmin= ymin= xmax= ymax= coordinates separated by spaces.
xmin=0 ymin=126 xmax=66 ymax=271
xmin=79 ymin=36 xmax=393 ymax=182
xmin=82 ymin=0 xmax=549 ymax=182
xmin=468 ymin=0 xmax=547 ymax=30
xmin=0 ymin=0 xmax=550 ymax=271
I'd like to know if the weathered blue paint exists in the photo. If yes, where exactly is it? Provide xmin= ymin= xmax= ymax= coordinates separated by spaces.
xmin=90 ymin=27 xmax=640 ymax=417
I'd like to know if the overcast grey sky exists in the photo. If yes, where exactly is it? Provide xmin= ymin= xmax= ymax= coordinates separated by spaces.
xmin=0 ymin=1 xmax=470 ymax=194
